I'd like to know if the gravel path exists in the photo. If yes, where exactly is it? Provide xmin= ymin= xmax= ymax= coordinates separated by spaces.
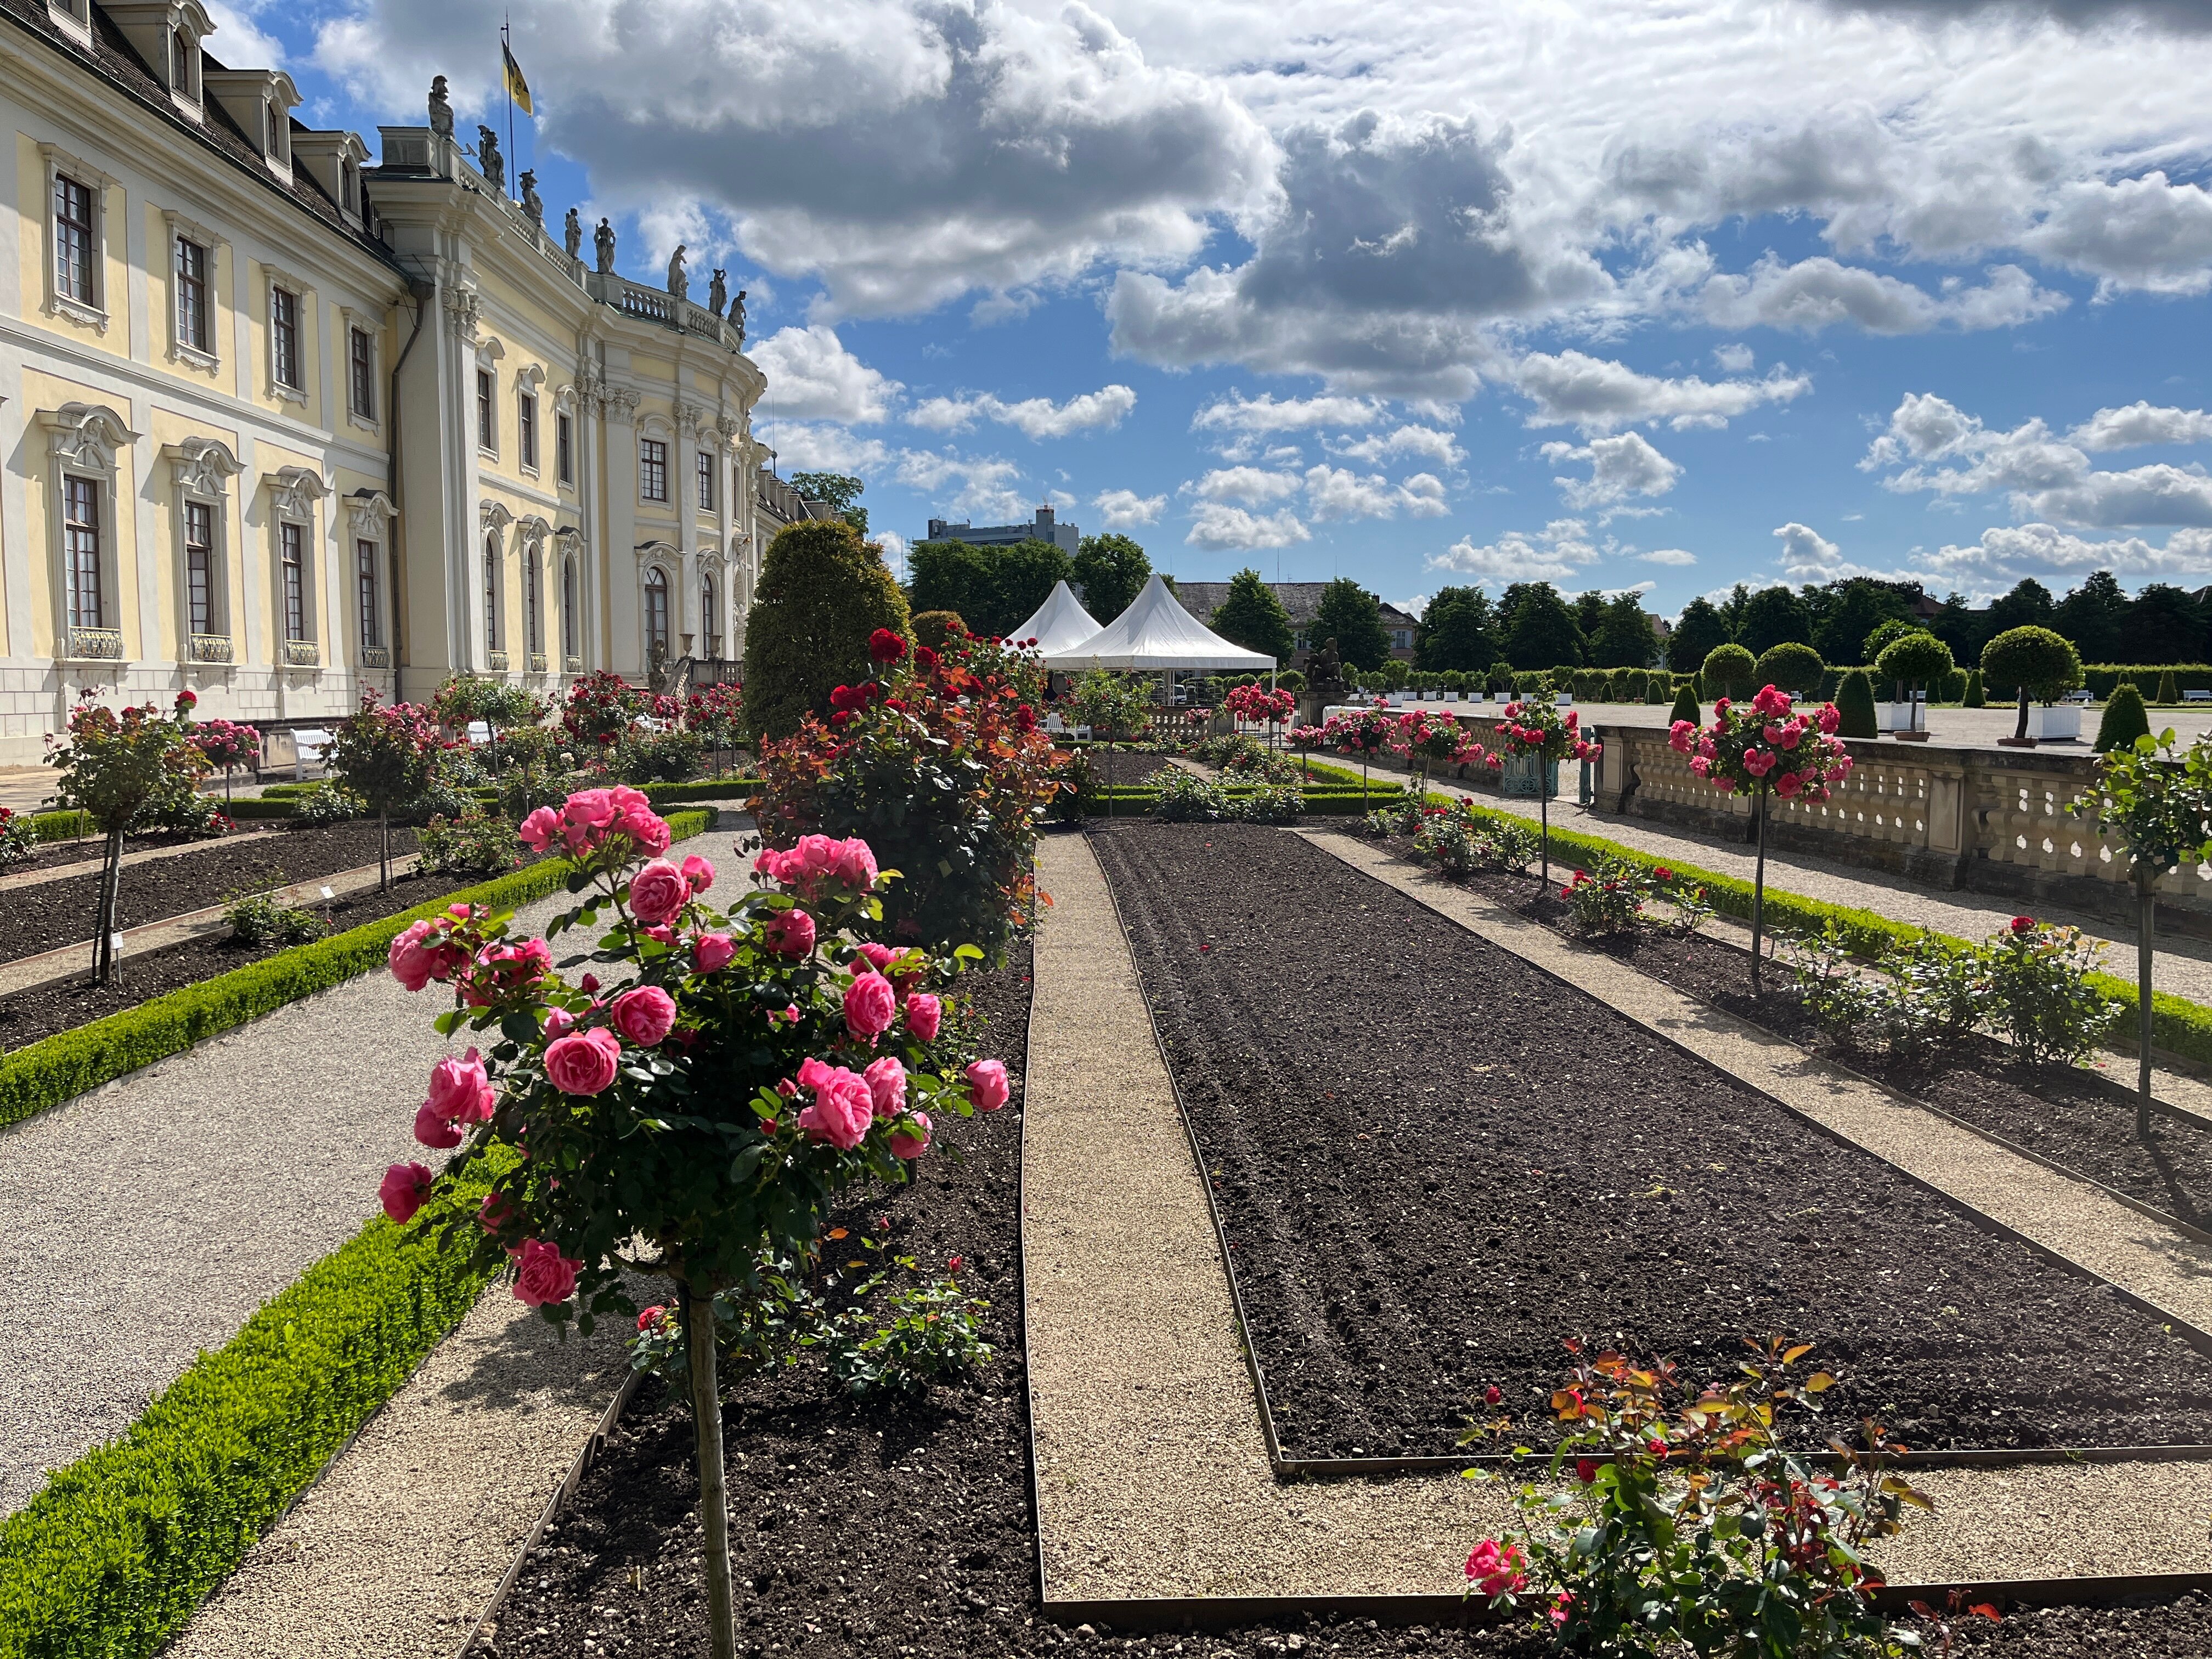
xmin=165 ymin=1281 xmax=630 ymax=1658
xmin=1026 ymin=832 xmax=1508 ymax=1600
xmin=0 ymin=888 xmax=571 ymax=1518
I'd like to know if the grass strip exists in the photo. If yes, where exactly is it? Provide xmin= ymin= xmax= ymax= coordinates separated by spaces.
xmin=0 ymin=1155 xmax=509 ymax=1659
xmin=0 ymin=809 xmax=711 ymax=1131
xmin=1416 ymin=791 xmax=2212 ymax=1071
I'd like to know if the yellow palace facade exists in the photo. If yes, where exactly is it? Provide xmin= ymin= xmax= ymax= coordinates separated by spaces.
xmin=0 ymin=0 xmax=803 ymax=765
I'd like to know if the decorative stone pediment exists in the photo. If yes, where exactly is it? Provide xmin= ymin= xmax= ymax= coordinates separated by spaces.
xmin=479 ymin=499 xmax=516 ymax=533
xmin=346 ymin=489 xmax=398 ymax=537
xmin=42 ymin=402 xmax=138 ymax=475
xmin=164 ymin=435 xmax=242 ymax=498
xmin=516 ymin=514 xmax=552 ymax=551
xmin=267 ymin=465 xmax=330 ymax=520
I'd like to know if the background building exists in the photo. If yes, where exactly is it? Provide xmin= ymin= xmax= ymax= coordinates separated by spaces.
xmin=923 ymin=505 xmax=1077 ymax=555
xmin=1166 ymin=580 xmax=1418 ymax=666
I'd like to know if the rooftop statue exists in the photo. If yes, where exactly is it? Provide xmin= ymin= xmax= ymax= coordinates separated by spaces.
xmin=594 ymin=217 xmax=616 ymax=274
xmin=476 ymin=125 xmax=504 ymax=191
xmin=428 ymin=75 xmax=453 ymax=138
xmin=518 ymin=170 xmax=543 ymax=224
xmin=667 ymin=244 xmax=689 ymax=302
xmin=563 ymin=206 xmax=583 ymax=261
xmin=707 ymin=268 xmax=727 ymax=318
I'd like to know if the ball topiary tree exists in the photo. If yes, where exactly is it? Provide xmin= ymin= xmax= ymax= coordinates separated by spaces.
xmin=2096 ymin=684 xmax=2152 ymax=754
xmin=1702 ymin=643 xmax=1756 ymax=704
xmin=1752 ymin=642 xmax=1824 ymax=702
xmin=743 ymin=521 xmax=912 ymax=741
xmin=1982 ymin=626 xmax=2084 ymax=745
xmin=911 ymin=610 xmax=964 ymax=650
xmin=1872 ymin=631 xmax=1954 ymax=738
xmin=1836 ymin=669 xmax=1879 ymax=739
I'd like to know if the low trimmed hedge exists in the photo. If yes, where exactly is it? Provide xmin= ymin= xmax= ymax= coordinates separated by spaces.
xmin=0 ymin=809 xmax=711 ymax=1131
xmin=29 ymin=809 xmax=89 ymax=843
xmin=0 ymin=1159 xmax=504 ymax=1658
xmin=221 ymin=797 xmax=298 ymax=820
xmin=1419 ymin=792 xmax=2212 ymax=1071
xmin=645 ymin=778 xmax=761 ymax=805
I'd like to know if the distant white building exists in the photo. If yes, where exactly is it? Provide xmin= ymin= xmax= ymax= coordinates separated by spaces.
xmin=923 ymin=505 xmax=1078 ymax=555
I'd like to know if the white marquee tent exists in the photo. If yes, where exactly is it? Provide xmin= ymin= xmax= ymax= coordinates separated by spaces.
xmin=1040 ymin=575 xmax=1276 ymax=674
xmin=1007 ymin=580 xmax=1104 ymax=658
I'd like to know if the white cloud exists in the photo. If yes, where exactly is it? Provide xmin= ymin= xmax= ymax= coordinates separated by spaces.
xmin=1326 ymin=425 xmax=1468 ymax=467
xmin=2021 ymin=173 xmax=2212 ymax=297
xmin=1772 ymin=522 xmax=1846 ymax=582
xmin=1541 ymin=432 xmax=1683 ymax=509
xmin=2068 ymin=402 xmax=2212 ymax=450
xmin=1301 ymin=465 xmax=1452 ymax=520
xmin=1641 ymin=547 xmax=1698 ymax=565
xmin=1398 ymin=472 xmax=1450 ymax=517
xmin=1429 ymin=518 xmax=1600 ymax=584
xmin=205 ymin=0 xmax=287 ymax=65
xmin=1699 ymin=258 xmax=2067 ymax=335
xmin=1186 ymin=467 xmax=1304 ymax=505
xmin=1923 ymin=523 xmax=2212 ymax=589
xmin=768 ymin=421 xmax=1030 ymax=522
xmin=1510 ymin=351 xmax=1812 ymax=433
xmin=874 ymin=527 xmax=912 ymax=577
xmin=1712 ymin=344 xmax=1756 ymax=374
xmin=1093 ymin=488 xmax=1167 ymax=527
xmin=1186 ymin=503 xmax=1312 ymax=550
xmin=906 ymin=384 xmax=1137 ymax=439
xmin=1864 ymin=392 xmax=2212 ymax=526
xmin=751 ymin=325 xmax=902 ymax=423
xmin=1190 ymin=392 xmax=1390 ymax=435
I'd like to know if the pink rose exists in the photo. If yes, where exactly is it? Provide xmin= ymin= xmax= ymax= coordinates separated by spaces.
xmin=1775 ymin=770 xmax=1804 ymax=799
xmin=1743 ymin=748 xmax=1776 ymax=778
xmin=1668 ymin=719 xmax=1695 ymax=754
xmin=844 ymin=971 xmax=898 ymax=1040
xmin=856 ymin=941 xmax=896 ymax=974
xmin=621 ymin=808 xmax=673 ymax=856
xmin=890 ymin=1111 xmax=932 ymax=1159
xmin=518 ymin=806 xmax=562 ymax=853
xmin=513 ymin=1238 xmax=582 ymax=1307
xmin=380 ymin=1161 xmax=433 ymax=1223
xmin=764 ymin=908 xmax=816 ymax=956
xmin=1696 ymin=734 xmax=1717 ymax=760
xmin=544 ymin=1006 xmax=577 ymax=1040
xmin=1775 ymin=721 xmax=1803 ymax=749
xmin=831 ymin=838 xmax=879 ymax=891
xmin=612 ymin=985 xmax=678 ymax=1047
xmin=646 ymin=925 xmax=676 ymax=946
xmin=681 ymin=854 xmax=715 ymax=894
xmin=1832 ymin=752 xmax=1855 ymax=776
xmin=965 ymin=1058 xmax=1010 ymax=1111
xmin=1816 ymin=703 xmax=1841 ymax=734
xmin=864 ymin=1055 xmax=907 ymax=1120
xmin=695 ymin=932 xmax=736 ymax=973
xmin=1465 ymin=1539 xmax=1527 ymax=1599
xmin=1688 ymin=756 xmax=1711 ymax=778
xmin=545 ymin=1027 xmax=622 ymax=1096
xmin=428 ymin=1048 xmax=495 ymax=1122
xmin=796 ymin=1058 xmax=873 ymax=1150
xmin=414 ymin=1099 xmax=464 ymax=1149
xmin=1763 ymin=723 xmax=1785 ymax=745
xmin=567 ymin=788 xmax=619 ymax=830
xmin=905 ymin=991 xmax=943 ymax=1043
xmin=1753 ymin=684 xmax=1791 ymax=716
xmin=628 ymin=860 xmax=691 ymax=926
xmin=388 ymin=920 xmax=436 ymax=992
xmin=479 ymin=1189 xmax=516 ymax=1233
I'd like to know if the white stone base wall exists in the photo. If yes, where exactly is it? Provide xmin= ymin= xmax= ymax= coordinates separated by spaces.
xmin=0 ymin=656 xmax=373 ymax=768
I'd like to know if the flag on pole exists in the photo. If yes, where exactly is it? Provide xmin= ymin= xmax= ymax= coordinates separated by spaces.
xmin=502 ymin=41 xmax=533 ymax=115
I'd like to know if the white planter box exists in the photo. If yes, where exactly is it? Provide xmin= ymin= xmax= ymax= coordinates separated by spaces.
xmin=2028 ymin=704 xmax=2081 ymax=741
xmin=1554 ymin=693 xmax=1574 ymax=707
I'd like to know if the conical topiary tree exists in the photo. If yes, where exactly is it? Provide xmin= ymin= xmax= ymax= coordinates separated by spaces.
xmin=1647 ymin=676 xmax=1672 ymax=706
xmin=1962 ymin=668 xmax=1984 ymax=708
xmin=2158 ymin=669 xmax=2181 ymax=706
xmin=1982 ymin=626 xmax=2085 ymax=744
xmin=743 ymin=521 xmax=912 ymax=741
xmin=1837 ymin=669 xmax=1880 ymax=739
xmin=1668 ymin=682 xmax=1700 ymax=725
xmin=1702 ymin=642 xmax=1756 ymax=703
xmin=2096 ymin=684 xmax=2152 ymax=753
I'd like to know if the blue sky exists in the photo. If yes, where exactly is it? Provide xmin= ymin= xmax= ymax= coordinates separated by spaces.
xmin=222 ymin=0 xmax=2212 ymax=619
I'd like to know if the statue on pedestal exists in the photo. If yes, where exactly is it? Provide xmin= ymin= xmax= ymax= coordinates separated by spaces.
xmin=594 ymin=218 xmax=616 ymax=274
xmin=707 ymin=269 xmax=728 ymax=318
xmin=428 ymin=76 xmax=454 ymax=139
xmin=476 ymin=125 xmax=504 ymax=191
xmin=563 ymin=207 xmax=583 ymax=261
xmin=667 ymin=244 xmax=689 ymax=303
xmin=518 ymin=170 xmax=543 ymax=225
xmin=730 ymin=289 xmax=747 ymax=345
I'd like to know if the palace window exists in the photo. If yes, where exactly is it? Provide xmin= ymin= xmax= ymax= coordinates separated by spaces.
xmin=640 ymin=438 xmax=668 ymax=503
xmin=53 ymin=176 xmax=95 ymax=307
xmin=65 ymin=476 xmax=102 ymax=629
xmin=280 ymin=521 xmax=306 ymax=641
xmin=556 ymin=411 xmax=574 ymax=484
xmin=349 ymin=327 xmax=375 ymax=419
xmin=357 ymin=538 xmax=382 ymax=649
xmin=186 ymin=501 xmax=215 ymax=636
xmin=697 ymin=450 xmax=714 ymax=510
xmin=701 ymin=574 xmax=719 ymax=658
xmin=484 ymin=536 xmax=503 ymax=651
xmin=518 ymin=392 xmax=538 ymax=472
xmin=476 ymin=369 xmax=495 ymax=452
xmin=643 ymin=567 xmax=670 ymax=657
xmin=562 ymin=557 xmax=578 ymax=658
xmin=271 ymin=285 xmax=301 ymax=391
xmin=175 ymin=236 xmax=209 ymax=353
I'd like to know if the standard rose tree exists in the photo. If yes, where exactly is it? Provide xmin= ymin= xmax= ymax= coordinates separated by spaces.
xmin=376 ymin=790 xmax=1007 ymax=1659
xmin=1489 ymin=700 xmax=1599 ymax=886
xmin=1392 ymin=707 xmax=1487 ymax=803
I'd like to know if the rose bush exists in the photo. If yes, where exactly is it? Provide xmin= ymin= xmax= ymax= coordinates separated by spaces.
xmin=1490 ymin=699 xmax=1599 ymax=884
xmin=378 ymin=788 xmax=1005 ymax=1656
xmin=1392 ymin=707 xmax=1487 ymax=800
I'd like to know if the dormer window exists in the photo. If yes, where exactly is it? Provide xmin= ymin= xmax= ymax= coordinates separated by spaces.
xmin=171 ymin=30 xmax=200 ymax=105
xmin=109 ymin=3 xmax=213 ymax=112
xmin=202 ymin=67 xmax=300 ymax=180
xmin=46 ymin=0 xmax=92 ymax=47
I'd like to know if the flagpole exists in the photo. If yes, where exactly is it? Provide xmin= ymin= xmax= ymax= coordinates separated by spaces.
xmin=502 ymin=16 xmax=515 ymax=200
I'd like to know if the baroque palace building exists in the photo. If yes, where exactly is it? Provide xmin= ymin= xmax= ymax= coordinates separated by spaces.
xmin=0 ymin=0 xmax=811 ymax=765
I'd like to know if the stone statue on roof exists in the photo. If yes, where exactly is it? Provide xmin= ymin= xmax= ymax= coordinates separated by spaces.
xmin=518 ymin=171 xmax=543 ymax=224
xmin=731 ymin=289 xmax=746 ymax=345
xmin=476 ymin=126 xmax=504 ymax=191
xmin=563 ymin=206 xmax=583 ymax=261
xmin=707 ymin=269 xmax=727 ymax=318
xmin=428 ymin=76 xmax=454 ymax=138
xmin=594 ymin=217 xmax=616 ymax=274
xmin=667 ymin=244 xmax=689 ymax=303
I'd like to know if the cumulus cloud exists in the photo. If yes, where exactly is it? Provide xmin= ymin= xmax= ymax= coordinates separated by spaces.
xmin=1713 ymin=344 xmax=1756 ymax=374
xmin=2068 ymin=402 xmax=2212 ymax=450
xmin=1327 ymin=425 xmax=1468 ymax=467
xmin=1772 ymin=522 xmax=1846 ymax=582
xmin=1541 ymin=432 xmax=1683 ymax=510
xmin=1699 ymin=257 xmax=2067 ymax=335
xmin=1923 ymin=523 xmax=2212 ymax=587
xmin=1190 ymin=393 xmax=1390 ymax=435
xmin=1864 ymin=392 xmax=2212 ymax=526
xmin=750 ymin=325 xmax=902 ymax=423
xmin=1186 ymin=503 xmax=1312 ymax=550
xmin=1302 ymin=465 xmax=1450 ymax=520
xmin=1186 ymin=467 xmax=1304 ymax=505
xmin=1093 ymin=488 xmax=1166 ymax=527
xmin=1641 ymin=547 xmax=1698 ymax=565
xmin=1429 ymin=518 xmax=1601 ymax=584
xmin=1510 ymin=351 xmax=1811 ymax=433
xmin=907 ymin=384 xmax=1137 ymax=439
xmin=769 ymin=421 xmax=1028 ymax=522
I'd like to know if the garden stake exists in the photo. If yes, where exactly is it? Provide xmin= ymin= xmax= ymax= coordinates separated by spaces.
xmin=2140 ymin=880 xmax=2157 ymax=1137
xmin=1751 ymin=783 xmax=1769 ymax=995
xmin=685 ymin=1277 xmax=739 ymax=1659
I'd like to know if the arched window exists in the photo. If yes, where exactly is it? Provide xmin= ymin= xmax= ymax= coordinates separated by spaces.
xmin=562 ymin=556 xmax=578 ymax=659
xmin=526 ymin=553 xmax=543 ymax=655
xmin=644 ymin=566 xmax=669 ymax=661
xmin=701 ymin=574 xmax=719 ymax=658
xmin=483 ymin=533 xmax=501 ymax=652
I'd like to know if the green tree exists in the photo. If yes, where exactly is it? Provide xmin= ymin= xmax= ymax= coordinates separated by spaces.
xmin=1985 ymin=578 xmax=2056 ymax=636
xmin=1873 ymin=631 xmax=1954 ymax=736
xmin=1929 ymin=591 xmax=1984 ymax=664
xmin=1811 ymin=579 xmax=1909 ymax=665
xmin=2055 ymin=570 xmax=2130 ymax=663
xmin=1503 ymin=582 xmax=1583 ymax=669
xmin=1753 ymin=641 xmax=1825 ymax=699
xmin=1572 ymin=589 xmax=1607 ymax=644
xmin=324 ymin=692 xmax=439 ymax=894
xmin=1667 ymin=597 xmax=1730 ymax=674
xmin=1982 ymin=625 xmax=2084 ymax=743
xmin=906 ymin=539 xmax=992 ymax=626
xmin=1072 ymin=533 xmax=1152 ymax=624
xmin=744 ymin=520 xmax=911 ymax=740
xmin=2095 ymin=684 xmax=2151 ymax=753
xmin=2159 ymin=669 xmax=2183 ymax=705
xmin=1702 ymin=642 xmax=1757 ymax=702
xmin=1417 ymin=586 xmax=1502 ymax=670
xmin=1738 ymin=586 xmax=1813 ymax=655
xmin=990 ymin=538 xmax=1074 ymax=640
xmin=787 ymin=471 xmax=867 ymax=535
xmin=1314 ymin=578 xmax=1393 ymax=671
xmin=1717 ymin=582 xmax=1752 ymax=641
xmin=1836 ymin=669 xmax=1879 ymax=739
xmin=2132 ymin=583 xmax=2204 ymax=663
xmin=912 ymin=610 xmax=964 ymax=649
xmin=1210 ymin=568 xmax=1295 ymax=664
xmin=1589 ymin=593 xmax=1658 ymax=668
xmin=1862 ymin=617 xmax=1916 ymax=667
xmin=1668 ymin=681 xmax=1700 ymax=725
xmin=1962 ymin=668 xmax=1984 ymax=708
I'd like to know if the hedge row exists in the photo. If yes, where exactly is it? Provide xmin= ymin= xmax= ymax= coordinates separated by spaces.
xmin=255 ymin=778 xmax=759 ymax=808
xmin=29 ymin=809 xmax=89 ymax=843
xmin=2080 ymin=665 xmax=2212 ymax=699
xmin=0 ymin=1159 xmax=504 ymax=1658
xmin=1421 ymin=792 xmax=2212 ymax=1071
xmin=0 ymin=809 xmax=711 ymax=1131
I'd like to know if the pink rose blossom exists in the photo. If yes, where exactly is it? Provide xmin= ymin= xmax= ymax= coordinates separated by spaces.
xmin=796 ymin=1057 xmax=873 ymax=1150
xmin=1775 ymin=721 xmax=1804 ymax=749
xmin=380 ymin=1161 xmax=434 ymax=1222
xmin=1775 ymin=771 xmax=1804 ymax=800
xmin=1465 ymin=1539 xmax=1527 ymax=1598
xmin=1668 ymin=719 xmax=1695 ymax=754
xmin=414 ymin=1099 xmax=464 ymax=1149
xmin=681 ymin=854 xmax=715 ymax=894
xmin=1816 ymin=703 xmax=1841 ymax=734
xmin=627 ymin=860 xmax=691 ymax=926
xmin=479 ymin=1189 xmax=516 ymax=1232
xmin=428 ymin=1049 xmax=495 ymax=1122
xmin=965 ymin=1058 xmax=1011 ymax=1111
xmin=1752 ymin=684 xmax=1792 ymax=717
xmin=518 ymin=806 xmax=562 ymax=853
xmin=646 ymin=925 xmax=676 ymax=946
xmin=695 ymin=933 xmax=736 ymax=973
xmin=856 ymin=941 xmax=896 ymax=974
xmin=763 ymin=909 xmax=816 ymax=957
xmin=905 ymin=991 xmax=943 ymax=1042
xmin=545 ymin=1028 xmax=622 ymax=1096
xmin=864 ymin=1056 xmax=907 ymax=1120
xmin=890 ymin=1111 xmax=932 ymax=1159
xmin=1696 ymin=735 xmax=1717 ymax=760
xmin=621 ymin=808 xmax=673 ymax=856
xmin=1689 ymin=756 xmax=1712 ymax=778
xmin=831 ymin=838 xmax=878 ymax=891
xmin=1743 ymin=748 xmax=1777 ymax=777
xmin=611 ymin=985 xmax=678 ymax=1047
xmin=544 ymin=1007 xmax=577 ymax=1040
xmin=513 ymin=1239 xmax=582 ymax=1307
xmin=388 ymin=920 xmax=437 ymax=992
xmin=1763 ymin=723 xmax=1785 ymax=745
xmin=844 ymin=971 xmax=898 ymax=1040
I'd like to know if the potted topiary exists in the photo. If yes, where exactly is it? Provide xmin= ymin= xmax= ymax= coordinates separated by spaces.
xmin=1701 ymin=642 xmax=1756 ymax=706
xmin=1982 ymin=626 xmax=2085 ymax=747
xmin=1872 ymin=631 xmax=1954 ymax=741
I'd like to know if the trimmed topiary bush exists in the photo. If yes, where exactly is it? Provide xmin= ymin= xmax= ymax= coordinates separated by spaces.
xmin=911 ymin=610 xmax=963 ymax=650
xmin=1752 ymin=642 xmax=1824 ymax=699
xmin=1982 ymin=625 xmax=2085 ymax=743
xmin=1647 ymin=676 xmax=1672 ymax=706
xmin=2095 ymin=684 xmax=2152 ymax=753
xmin=1836 ymin=669 xmax=1879 ymax=739
xmin=1873 ymin=631 xmax=1954 ymax=736
xmin=2158 ymin=669 xmax=2182 ymax=705
xmin=1963 ymin=668 xmax=1984 ymax=708
xmin=1668 ymin=682 xmax=1700 ymax=725
xmin=744 ymin=520 xmax=913 ymax=741
xmin=1701 ymin=643 xmax=1756 ymax=703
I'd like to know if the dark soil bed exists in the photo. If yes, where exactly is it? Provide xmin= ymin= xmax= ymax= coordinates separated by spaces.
xmin=0 ymin=822 xmax=419 ymax=964
xmin=0 ymin=861 xmax=479 ymax=1052
xmin=1442 ymin=863 xmax=2212 ymax=1236
xmin=1090 ymin=822 xmax=2212 ymax=1462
